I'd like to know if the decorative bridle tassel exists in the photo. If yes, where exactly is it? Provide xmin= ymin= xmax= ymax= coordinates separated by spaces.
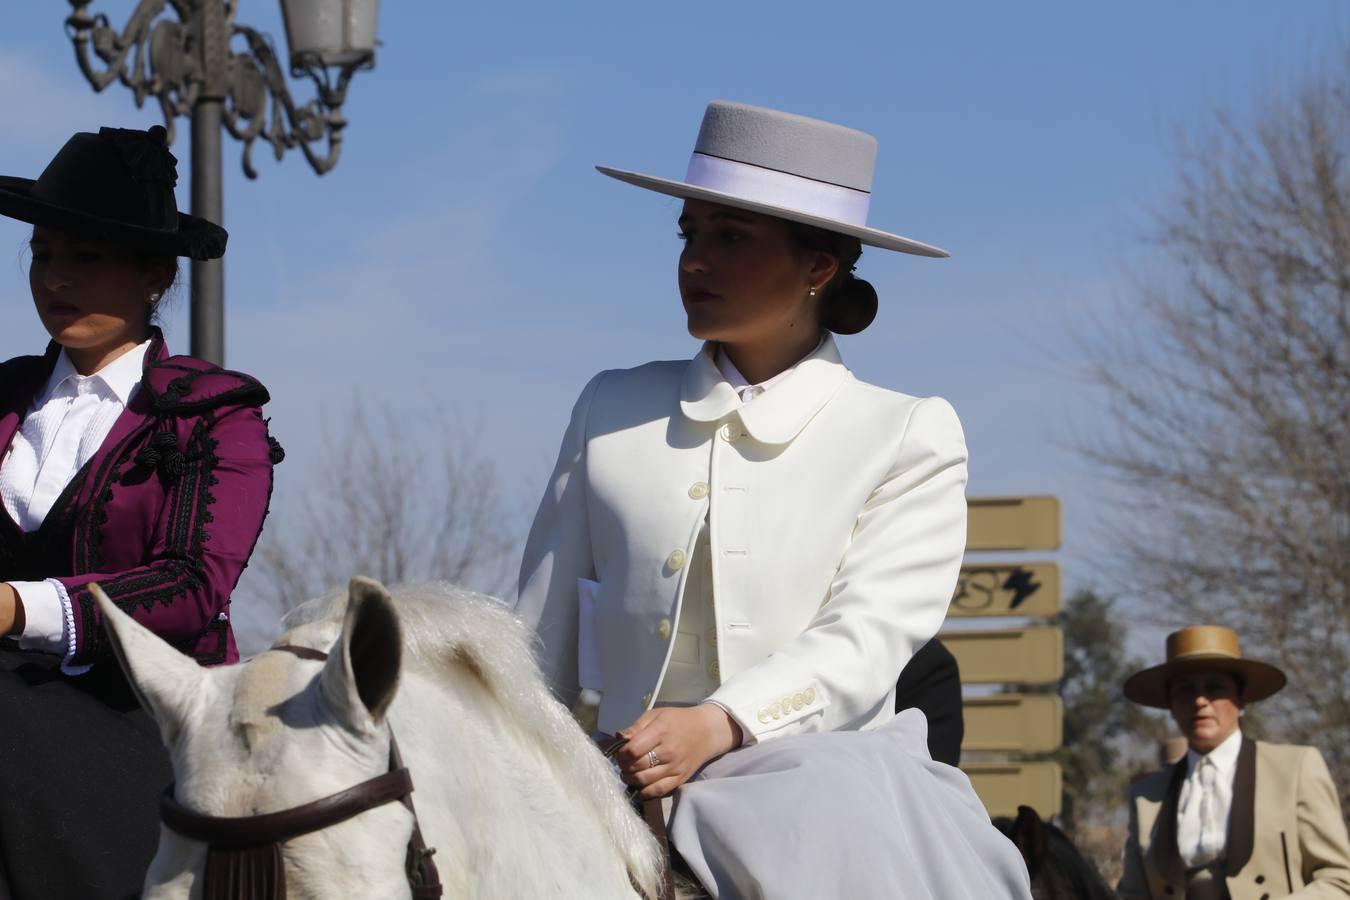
xmin=202 ymin=843 xmax=287 ymax=900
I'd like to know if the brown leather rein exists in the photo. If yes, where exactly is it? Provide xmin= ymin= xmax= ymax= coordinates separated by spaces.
xmin=157 ymin=644 xmax=442 ymax=899
xmin=595 ymin=733 xmax=677 ymax=900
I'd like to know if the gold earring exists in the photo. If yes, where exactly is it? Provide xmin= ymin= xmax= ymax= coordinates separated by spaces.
xmin=808 ymin=287 xmax=817 ymax=298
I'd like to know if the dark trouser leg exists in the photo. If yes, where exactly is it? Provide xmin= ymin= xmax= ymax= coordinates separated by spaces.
xmin=895 ymin=638 xmax=965 ymax=766
xmin=0 ymin=660 xmax=171 ymax=900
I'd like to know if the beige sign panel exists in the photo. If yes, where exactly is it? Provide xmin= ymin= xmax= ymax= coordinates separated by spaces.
xmin=949 ymin=562 xmax=1061 ymax=618
xmin=962 ymin=762 xmax=1063 ymax=819
xmin=967 ymin=496 xmax=1061 ymax=551
xmin=942 ymin=627 xmax=1064 ymax=685
xmin=962 ymin=694 xmax=1063 ymax=754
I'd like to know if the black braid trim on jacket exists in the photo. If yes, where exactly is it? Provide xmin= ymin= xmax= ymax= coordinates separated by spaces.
xmin=76 ymin=560 xmax=207 ymax=663
xmin=74 ymin=418 xmax=221 ymax=665
xmin=79 ymin=419 xmax=156 ymax=574
xmin=141 ymin=362 xmax=270 ymax=414
xmin=189 ymin=617 xmax=232 ymax=666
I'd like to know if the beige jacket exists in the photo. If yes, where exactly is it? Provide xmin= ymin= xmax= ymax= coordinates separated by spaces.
xmin=515 ymin=335 xmax=968 ymax=742
xmin=1118 ymin=739 xmax=1350 ymax=899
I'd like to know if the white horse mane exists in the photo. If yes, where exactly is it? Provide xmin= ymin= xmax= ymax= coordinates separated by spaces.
xmin=280 ymin=581 xmax=662 ymax=896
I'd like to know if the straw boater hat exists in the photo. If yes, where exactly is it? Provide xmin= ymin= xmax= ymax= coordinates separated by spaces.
xmin=0 ymin=125 xmax=226 ymax=260
xmin=597 ymin=100 xmax=948 ymax=258
xmin=1123 ymin=625 xmax=1287 ymax=709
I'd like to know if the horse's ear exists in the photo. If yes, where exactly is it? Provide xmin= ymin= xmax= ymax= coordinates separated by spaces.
xmin=1011 ymin=804 xmax=1047 ymax=878
xmin=92 ymin=583 xmax=209 ymax=745
xmin=320 ymin=576 xmax=402 ymax=732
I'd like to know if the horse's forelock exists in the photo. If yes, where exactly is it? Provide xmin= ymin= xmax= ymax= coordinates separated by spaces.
xmin=280 ymin=585 xmax=350 ymax=633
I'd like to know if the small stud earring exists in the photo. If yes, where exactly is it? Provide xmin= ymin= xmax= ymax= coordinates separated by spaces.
xmin=808 ymin=287 xmax=817 ymax=298
xmin=148 ymin=292 xmax=161 ymax=304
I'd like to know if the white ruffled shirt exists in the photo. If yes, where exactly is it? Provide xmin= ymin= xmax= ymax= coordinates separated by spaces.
xmin=0 ymin=340 xmax=150 ymax=669
xmin=1176 ymin=727 xmax=1242 ymax=868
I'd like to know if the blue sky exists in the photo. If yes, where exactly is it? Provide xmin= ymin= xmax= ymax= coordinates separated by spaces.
xmin=1 ymin=1 xmax=1345 ymax=641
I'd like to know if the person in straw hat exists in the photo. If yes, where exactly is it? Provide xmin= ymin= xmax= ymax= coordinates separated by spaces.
xmin=1118 ymin=625 xmax=1350 ymax=899
xmin=515 ymin=100 xmax=1031 ymax=899
xmin=0 ymin=125 xmax=283 ymax=899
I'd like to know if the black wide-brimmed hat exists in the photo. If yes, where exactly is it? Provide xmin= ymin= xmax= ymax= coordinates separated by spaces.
xmin=0 ymin=125 xmax=226 ymax=260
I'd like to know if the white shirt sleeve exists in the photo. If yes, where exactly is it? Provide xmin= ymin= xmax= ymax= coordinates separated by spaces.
xmin=10 ymin=579 xmax=79 ymax=667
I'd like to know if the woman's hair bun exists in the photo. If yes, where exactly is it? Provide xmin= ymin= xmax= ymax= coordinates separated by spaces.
xmin=821 ymin=274 xmax=878 ymax=335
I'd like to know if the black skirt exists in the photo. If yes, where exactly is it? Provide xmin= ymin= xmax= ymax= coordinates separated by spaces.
xmin=0 ymin=652 xmax=170 ymax=900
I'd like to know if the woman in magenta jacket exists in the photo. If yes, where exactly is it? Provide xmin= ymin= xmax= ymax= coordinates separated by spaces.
xmin=0 ymin=125 xmax=281 ymax=899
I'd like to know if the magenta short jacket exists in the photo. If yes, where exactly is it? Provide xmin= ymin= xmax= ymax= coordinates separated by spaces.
xmin=0 ymin=330 xmax=281 ymax=669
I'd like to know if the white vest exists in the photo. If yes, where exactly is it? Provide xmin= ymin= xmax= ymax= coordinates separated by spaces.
xmin=516 ymin=335 xmax=968 ymax=742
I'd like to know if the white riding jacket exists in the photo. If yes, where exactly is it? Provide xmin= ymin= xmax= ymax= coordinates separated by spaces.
xmin=515 ymin=335 xmax=968 ymax=742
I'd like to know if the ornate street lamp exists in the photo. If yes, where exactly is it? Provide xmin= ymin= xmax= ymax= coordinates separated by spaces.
xmin=64 ymin=0 xmax=380 ymax=364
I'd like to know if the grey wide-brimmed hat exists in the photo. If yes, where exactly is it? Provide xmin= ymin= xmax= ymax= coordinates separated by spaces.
xmin=598 ymin=100 xmax=947 ymax=258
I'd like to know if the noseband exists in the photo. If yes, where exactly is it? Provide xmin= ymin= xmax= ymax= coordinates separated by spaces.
xmin=157 ymin=644 xmax=442 ymax=899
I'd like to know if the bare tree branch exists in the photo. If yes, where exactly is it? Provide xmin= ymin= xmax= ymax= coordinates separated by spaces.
xmin=1084 ymin=51 xmax=1350 ymax=805
xmin=251 ymin=399 xmax=522 ymax=625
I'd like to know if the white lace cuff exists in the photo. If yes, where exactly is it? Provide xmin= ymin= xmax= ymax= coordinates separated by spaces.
xmin=50 ymin=579 xmax=90 ymax=676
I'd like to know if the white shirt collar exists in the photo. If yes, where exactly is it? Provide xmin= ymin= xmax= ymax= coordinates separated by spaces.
xmin=1186 ymin=726 xmax=1243 ymax=778
xmin=45 ymin=340 xmax=151 ymax=407
xmin=715 ymin=336 xmax=825 ymax=401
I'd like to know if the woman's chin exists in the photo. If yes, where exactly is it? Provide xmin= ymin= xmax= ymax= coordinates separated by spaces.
xmin=38 ymin=318 xmax=81 ymax=343
xmin=685 ymin=314 xmax=734 ymax=343
xmin=40 ymin=316 xmax=134 ymax=351
xmin=42 ymin=322 xmax=94 ymax=347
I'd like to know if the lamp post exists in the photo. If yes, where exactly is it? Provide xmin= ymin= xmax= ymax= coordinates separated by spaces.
xmin=64 ymin=0 xmax=379 ymax=365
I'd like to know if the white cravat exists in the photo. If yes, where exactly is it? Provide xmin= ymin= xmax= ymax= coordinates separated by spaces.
xmin=0 ymin=340 xmax=149 ymax=665
xmin=1176 ymin=728 xmax=1242 ymax=868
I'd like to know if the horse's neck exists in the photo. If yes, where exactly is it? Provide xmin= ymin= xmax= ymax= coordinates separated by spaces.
xmin=388 ymin=667 xmax=641 ymax=898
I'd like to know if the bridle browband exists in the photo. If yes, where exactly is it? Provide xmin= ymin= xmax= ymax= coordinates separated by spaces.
xmin=158 ymin=644 xmax=442 ymax=899
xmin=160 ymin=766 xmax=415 ymax=848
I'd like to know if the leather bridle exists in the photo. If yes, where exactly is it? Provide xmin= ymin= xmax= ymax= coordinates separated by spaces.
xmin=596 ymin=733 xmax=677 ymax=900
xmin=157 ymin=644 xmax=442 ymax=899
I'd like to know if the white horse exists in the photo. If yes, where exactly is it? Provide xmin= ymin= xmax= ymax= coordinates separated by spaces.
xmin=93 ymin=577 xmax=664 ymax=899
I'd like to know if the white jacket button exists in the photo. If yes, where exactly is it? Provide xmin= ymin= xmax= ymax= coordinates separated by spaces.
xmin=666 ymin=549 xmax=686 ymax=571
xmin=719 ymin=423 xmax=742 ymax=442
xmin=688 ymin=481 xmax=709 ymax=499
xmin=657 ymin=617 xmax=672 ymax=641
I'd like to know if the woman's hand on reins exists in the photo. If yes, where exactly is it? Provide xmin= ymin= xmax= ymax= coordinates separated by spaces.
xmin=616 ymin=704 xmax=744 ymax=799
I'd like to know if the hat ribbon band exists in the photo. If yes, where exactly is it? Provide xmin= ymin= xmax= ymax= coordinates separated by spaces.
xmin=684 ymin=153 xmax=871 ymax=227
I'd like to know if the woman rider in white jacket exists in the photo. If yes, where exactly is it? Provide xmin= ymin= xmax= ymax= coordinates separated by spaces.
xmin=516 ymin=100 xmax=1030 ymax=900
